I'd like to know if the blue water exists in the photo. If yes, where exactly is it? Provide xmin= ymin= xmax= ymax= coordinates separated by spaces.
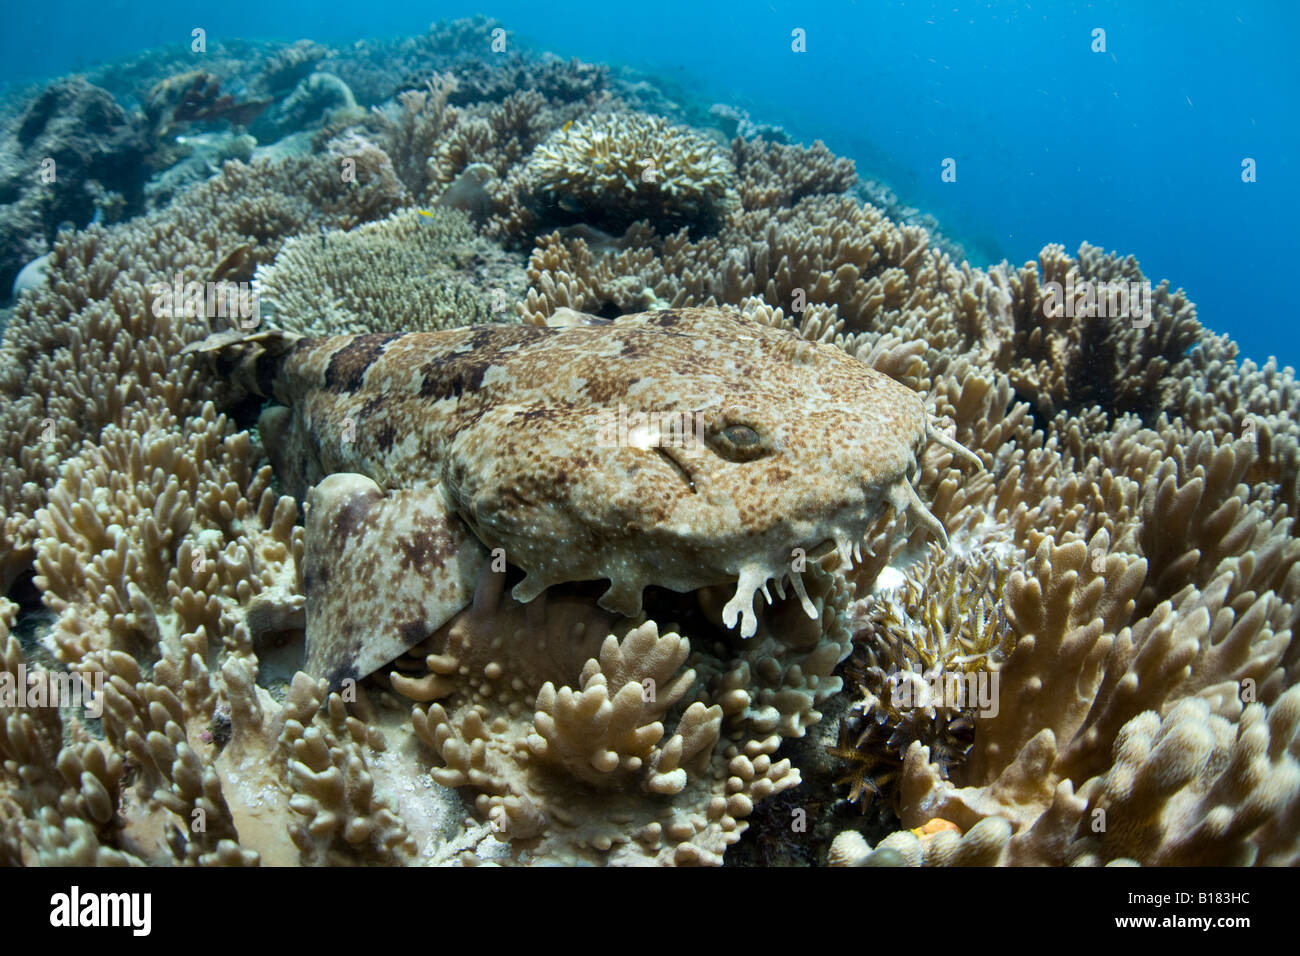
xmin=4 ymin=0 xmax=1296 ymax=368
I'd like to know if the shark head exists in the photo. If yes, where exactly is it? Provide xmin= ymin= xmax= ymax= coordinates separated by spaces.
xmin=439 ymin=309 xmax=959 ymax=637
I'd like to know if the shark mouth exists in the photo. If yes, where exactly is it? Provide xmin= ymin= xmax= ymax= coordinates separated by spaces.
xmin=717 ymin=478 xmax=934 ymax=639
xmin=721 ymin=420 xmax=983 ymax=639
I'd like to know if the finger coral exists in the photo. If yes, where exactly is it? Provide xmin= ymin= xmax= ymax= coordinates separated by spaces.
xmin=400 ymin=563 xmax=847 ymax=865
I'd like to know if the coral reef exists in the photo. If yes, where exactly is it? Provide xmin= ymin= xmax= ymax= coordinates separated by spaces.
xmin=1 ymin=18 xmax=1297 ymax=869
xmin=249 ymin=73 xmax=361 ymax=144
xmin=830 ymin=544 xmax=1013 ymax=807
xmin=319 ymin=17 xmax=607 ymax=109
xmin=0 ymin=77 xmax=148 ymax=296
xmin=143 ymin=72 xmax=272 ymax=144
xmin=397 ymin=560 xmax=847 ymax=864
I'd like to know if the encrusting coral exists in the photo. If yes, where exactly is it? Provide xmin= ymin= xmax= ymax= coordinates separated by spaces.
xmin=1 ymin=21 xmax=1298 ymax=868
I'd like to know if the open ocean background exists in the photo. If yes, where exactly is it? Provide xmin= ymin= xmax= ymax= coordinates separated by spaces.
xmin=3 ymin=0 xmax=1295 ymax=369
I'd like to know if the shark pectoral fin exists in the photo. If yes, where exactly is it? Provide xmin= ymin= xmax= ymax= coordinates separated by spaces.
xmin=303 ymin=473 xmax=489 ymax=688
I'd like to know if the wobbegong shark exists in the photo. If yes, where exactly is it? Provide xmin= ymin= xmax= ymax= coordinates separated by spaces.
xmin=195 ymin=308 xmax=980 ymax=686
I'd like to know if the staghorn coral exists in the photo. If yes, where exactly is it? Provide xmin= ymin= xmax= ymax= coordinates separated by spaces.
xmin=832 ymin=689 xmax=1300 ymax=867
xmin=444 ymin=53 xmax=609 ymax=107
xmin=693 ymin=196 xmax=1300 ymax=866
xmin=830 ymin=509 xmax=1300 ymax=865
xmin=345 ymin=69 xmax=614 ymax=228
xmin=427 ymin=88 xmax=601 ymax=192
xmin=309 ymin=18 xmax=606 ymax=109
xmin=0 ymin=610 xmax=419 ymax=865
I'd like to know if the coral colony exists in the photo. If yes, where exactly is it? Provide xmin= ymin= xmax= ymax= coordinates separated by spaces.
xmin=0 ymin=17 xmax=1297 ymax=867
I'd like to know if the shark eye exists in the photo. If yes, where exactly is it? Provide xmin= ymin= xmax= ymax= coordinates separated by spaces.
xmin=709 ymin=423 xmax=767 ymax=462
xmin=723 ymin=424 xmax=759 ymax=446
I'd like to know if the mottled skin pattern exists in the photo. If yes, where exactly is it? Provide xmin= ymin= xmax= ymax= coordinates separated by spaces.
xmin=254 ymin=308 xmax=941 ymax=681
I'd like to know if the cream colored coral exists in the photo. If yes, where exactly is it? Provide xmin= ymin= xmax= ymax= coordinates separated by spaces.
xmin=528 ymin=624 xmax=696 ymax=785
xmin=3 ymin=74 xmax=1298 ymax=870
xmin=404 ymin=566 xmax=810 ymax=865
xmin=255 ymin=206 xmax=523 ymax=335
xmin=32 ymin=402 xmax=300 ymax=666
xmin=517 ymin=111 xmax=736 ymax=230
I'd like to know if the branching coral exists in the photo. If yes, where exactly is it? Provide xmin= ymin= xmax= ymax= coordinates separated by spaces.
xmin=830 ymin=504 xmax=1299 ymax=865
xmin=395 ymin=563 xmax=849 ymax=865
xmin=0 ymin=143 xmax=429 ymax=865
xmin=0 ymin=151 xmax=408 ymax=581
xmin=367 ymin=72 xmax=464 ymax=202
xmin=516 ymin=194 xmax=964 ymax=336
xmin=731 ymin=137 xmax=857 ymax=212
xmin=990 ymin=243 xmax=1203 ymax=423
